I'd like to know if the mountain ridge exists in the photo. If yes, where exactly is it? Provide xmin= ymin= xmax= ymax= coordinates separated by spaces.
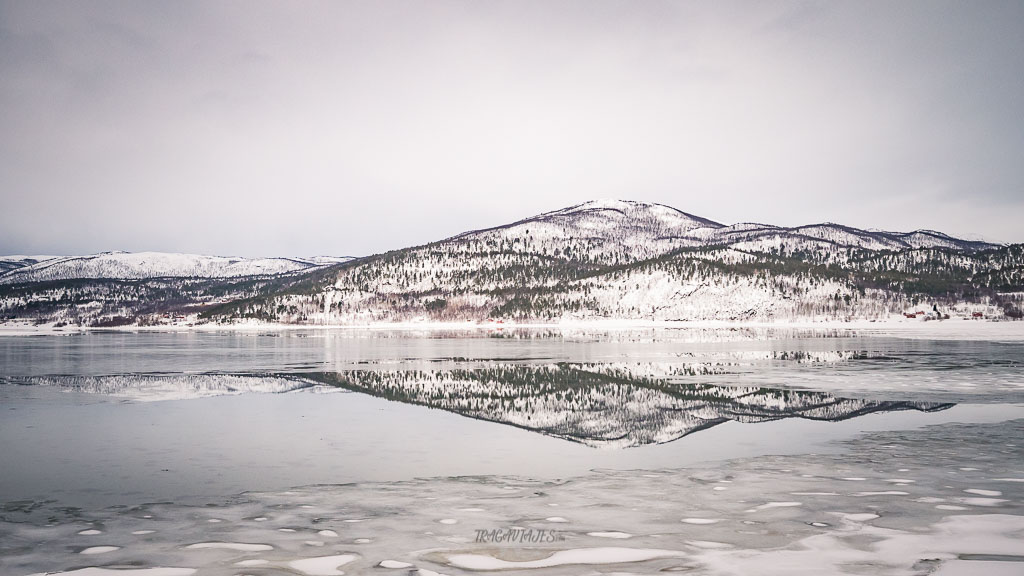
xmin=2 ymin=199 xmax=1021 ymax=327
xmin=200 ymin=199 xmax=1020 ymax=325
xmin=0 ymin=251 xmax=355 ymax=285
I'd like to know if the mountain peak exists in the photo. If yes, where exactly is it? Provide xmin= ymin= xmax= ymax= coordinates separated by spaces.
xmin=558 ymin=198 xmax=646 ymax=212
xmin=546 ymin=199 xmax=724 ymax=230
xmin=443 ymin=199 xmax=724 ymax=262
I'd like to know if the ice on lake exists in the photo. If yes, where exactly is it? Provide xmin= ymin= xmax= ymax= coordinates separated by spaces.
xmin=1 ymin=328 xmax=1023 ymax=575
xmin=2 ymin=419 xmax=1022 ymax=575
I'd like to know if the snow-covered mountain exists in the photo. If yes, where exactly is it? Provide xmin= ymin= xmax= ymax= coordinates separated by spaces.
xmin=3 ymin=199 xmax=1021 ymax=327
xmin=209 ymin=199 xmax=1017 ymax=325
xmin=0 ymin=251 xmax=353 ymax=284
xmin=0 ymin=252 xmax=355 ymax=327
xmin=0 ymin=255 xmax=60 ymax=275
xmin=447 ymin=199 xmax=726 ymax=264
xmin=686 ymin=221 xmax=995 ymax=257
xmin=449 ymin=200 xmax=995 ymax=258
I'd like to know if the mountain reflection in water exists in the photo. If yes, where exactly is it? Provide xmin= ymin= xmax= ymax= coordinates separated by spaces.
xmin=302 ymin=364 xmax=953 ymax=448
xmin=6 ymin=364 xmax=953 ymax=449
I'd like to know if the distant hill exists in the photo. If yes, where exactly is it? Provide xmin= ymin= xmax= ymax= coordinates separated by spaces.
xmin=0 ymin=251 xmax=352 ymax=284
xmin=204 ymin=199 xmax=1020 ymax=324
xmin=0 ymin=252 xmax=353 ymax=327
xmin=2 ymin=200 xmax=1021 ymax=327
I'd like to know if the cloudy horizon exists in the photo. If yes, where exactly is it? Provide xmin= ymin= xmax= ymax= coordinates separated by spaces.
xmin=2 ymin=0 xmax=1022 ymax=258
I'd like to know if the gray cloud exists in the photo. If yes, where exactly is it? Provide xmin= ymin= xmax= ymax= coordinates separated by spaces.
xmin=2 ymin=0 xmax=1022 ymax=257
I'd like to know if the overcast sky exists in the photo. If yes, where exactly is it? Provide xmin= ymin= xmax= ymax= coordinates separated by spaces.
xmin=1 ymin=0 xmax=1022 ymax=257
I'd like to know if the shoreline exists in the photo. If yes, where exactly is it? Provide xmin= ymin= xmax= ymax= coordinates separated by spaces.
xmin=2 ymin=316 xmax=1022 ymax=340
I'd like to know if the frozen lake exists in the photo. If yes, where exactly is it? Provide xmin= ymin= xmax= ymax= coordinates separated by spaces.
xmin=1 ymin=327 xmax=1023 ymax=575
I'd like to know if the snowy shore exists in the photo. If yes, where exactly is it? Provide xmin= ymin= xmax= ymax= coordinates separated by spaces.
xmin=2 ymin=316 xmax=1022 ymax=340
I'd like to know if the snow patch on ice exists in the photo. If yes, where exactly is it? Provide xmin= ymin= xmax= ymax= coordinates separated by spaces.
xmin=841 ymin=513 xmax=879 ymax=522
xmin=852 ymin=491 xmax=909 ymax=496
xmin=964 ymin=489 xmax=1003 ymax=497
xmin=184 ymin=542 xmax=273 ymax=551
xmin=287 ymin=554 xmax=358 ymax=576
xmin=80 ymin=546 xmax=120 ymax=554
xmin=690 ymin=514 xmax=1024 ymax=576
xmin=747 ymin=502 xmax=802 ymax=512
xmin=686 ymin=541 xmax=733 ymax=549
xmin=959 ymin=497 xmax=1008 ymax=507
xmin=587 ymin=531 xmax=633 ymax=539
xmin=932 ymin=559 xmax=1024 ymax=575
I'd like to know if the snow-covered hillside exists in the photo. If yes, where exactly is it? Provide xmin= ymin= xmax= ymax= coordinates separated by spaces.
xmin=0 ymin=255 xmax=60 ymax=275
xmin=447 ymin=199 xmax=725 ymax=264
xmin=3 ymin=200 xmax=1020 ymax=327
xmin=686 ymin=221 xmax=995 ymax=254
xmin=0 ymin=251 xmax=353 ymax=284
xmin=217 ymin=199 xmax=1014 ymax=325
